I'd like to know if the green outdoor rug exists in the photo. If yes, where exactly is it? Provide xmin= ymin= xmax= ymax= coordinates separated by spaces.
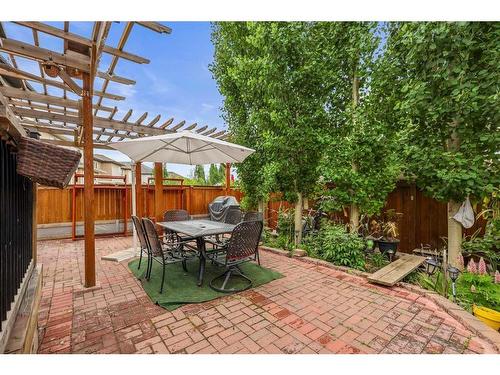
xmin=128 ymin=257 xmax=283 ymax=311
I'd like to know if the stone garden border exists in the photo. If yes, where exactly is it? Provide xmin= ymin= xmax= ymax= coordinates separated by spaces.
xmin=259 ymin=245 xmax=500 ymax=352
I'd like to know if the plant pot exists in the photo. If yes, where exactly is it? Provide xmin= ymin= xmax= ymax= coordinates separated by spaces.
xmin=473 ymin=305 xmax=500 ymax=331
xmin=364 ymin=238 xmax=375 ymax=254
xmin=377 ymin=240 xmax=399 ymax=255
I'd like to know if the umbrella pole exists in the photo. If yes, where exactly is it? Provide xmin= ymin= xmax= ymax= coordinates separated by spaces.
xmin=131 ymin=162 xmax=138 ymax=255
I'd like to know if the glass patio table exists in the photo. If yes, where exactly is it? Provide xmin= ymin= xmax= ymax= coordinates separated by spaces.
xmin=156 ymin=219 xmax=235 ymax=286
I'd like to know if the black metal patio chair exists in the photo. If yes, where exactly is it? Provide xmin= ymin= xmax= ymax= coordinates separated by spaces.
xmin=207 ymin=220 xmax=263 ymax=293
xmin=206 ymin=206 xmax=243 ymax=250
xmin=163 ymin=209 xmax=190 ymax=222
xmin=163 ymin=209 xmax=197 ymax=247
xmin=224 ymin=206 xmax=242 ymax=225
xmin=242 ymin=211 xmax=264 ymax=265
xmin=142 ymin=218 xmax=197 ymax=293
xmin=131 ymin=215 xmax=151 ymax=278
xmin=243 ymin=211 xmax=263 ymax=222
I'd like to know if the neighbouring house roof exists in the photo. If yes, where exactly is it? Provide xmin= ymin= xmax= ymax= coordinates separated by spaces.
xmin=167 ymin=171 xmax=186 ymax=180
xmin=121 ymin=162 xmax=153 ymax=174
xmin=94 ymin=154 xmax=125 ymax=166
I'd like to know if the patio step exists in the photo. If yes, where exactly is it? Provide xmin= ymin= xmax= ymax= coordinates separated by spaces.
xmin=368 ymin=254 xmax=426 ymax=286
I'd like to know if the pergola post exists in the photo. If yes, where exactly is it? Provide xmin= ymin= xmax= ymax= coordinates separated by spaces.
xmin=82 ymin=72 xmax=96 ymax=288
xmin=225 ymin=163 xmax=231 ymax=194
xmin=135 ymin=162 xmax=142 ymax=218
xmin=154 ymin=162 xmax=163 ymax=221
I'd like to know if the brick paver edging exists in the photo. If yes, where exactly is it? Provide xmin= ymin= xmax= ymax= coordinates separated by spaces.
xmin=259 ymin=245 xmax=500 ymax=352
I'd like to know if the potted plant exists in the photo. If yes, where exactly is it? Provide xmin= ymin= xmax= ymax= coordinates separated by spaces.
xmin=368 ymin=209 xmax=401 ymax=258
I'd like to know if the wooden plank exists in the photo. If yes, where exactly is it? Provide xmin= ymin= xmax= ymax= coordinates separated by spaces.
xmin=368 ymin=254 xmax=426 ymax=286
xmin=0 ymin=37 xmax=89 ymax=72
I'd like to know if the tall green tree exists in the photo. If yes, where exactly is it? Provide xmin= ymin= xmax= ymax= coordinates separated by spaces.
xmin=208 ymin=164 xmax=224 ymax=185
xmin=382 ymin=22 xmax=500 ymax=265
xmin=211 ymin=22 xmax=335 ymax=244
xmin=193 ymin=165 xmax=207 ymax=185
xmin=318 ymin=22 xmax=404 ymax=232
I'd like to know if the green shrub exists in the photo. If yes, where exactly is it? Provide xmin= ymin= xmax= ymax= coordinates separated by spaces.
xmin=418 ymin=270 xmax=500 ymax=312
xmin=276 ymin=207 xmax=295 ymax=243
xmin=365 ymin=252 xmax=389 ymax=272
xmin=462 ymin=217 xmax=500 ymax=271
xmin=456 ymin=272 xmax=500 ymax=311
xmin=306 ymin=222 xmax=365 ymax=270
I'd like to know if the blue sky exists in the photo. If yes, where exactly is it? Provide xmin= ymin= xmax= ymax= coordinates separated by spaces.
xmin=2 ymin=21 xmax=225 ymax=178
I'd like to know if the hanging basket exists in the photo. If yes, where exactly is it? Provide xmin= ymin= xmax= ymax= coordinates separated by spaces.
xmin=16 ymin=137 xmax=82 ymax=188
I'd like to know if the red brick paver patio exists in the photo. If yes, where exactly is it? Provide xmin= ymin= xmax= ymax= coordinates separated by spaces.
xmin=37 ymin=237 xmax=498 ymax=354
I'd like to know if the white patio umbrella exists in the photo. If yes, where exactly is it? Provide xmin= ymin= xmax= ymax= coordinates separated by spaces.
xmin=108 ymin=131 xmax=255 ymax=252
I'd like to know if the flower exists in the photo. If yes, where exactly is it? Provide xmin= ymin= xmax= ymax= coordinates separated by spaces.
xmin=470 ymin=285 xmax=476 ymax=293
xmin=495 ymin=270 xmax=500 ymax=284
xmin=456 ymin=254 xmax=465 ymax=271
xmin=467 ymin=259 xmax=477 ymax=274
xmin=478 ymin=257 xmax=487 ymax=275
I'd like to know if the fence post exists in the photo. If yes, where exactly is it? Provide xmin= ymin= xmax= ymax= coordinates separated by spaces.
xmin=154 ymin=163 xmax=163 ymax=222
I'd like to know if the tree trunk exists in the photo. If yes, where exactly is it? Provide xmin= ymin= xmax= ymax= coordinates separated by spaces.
xmin=349 ymin=67 xmax=360 ymax=234
xmin=447 ymin=120 xmax=461 ymax=267
xmin=258 ymin=199 xmax=266 ymax=226
xmin=349 ymin=161 xmax=359 ymax=233
xmin=258 ymin=200 xmax=265 ymax=213
xmin=447 ymin=200 xmax=462 ymax=267
xmin=294 ymin=192 xmax=303 ymax=246
xmin=350 ymin=203 xmax=360 ymax=233
xmin=303 ymin=198 xmax=309 ymax=210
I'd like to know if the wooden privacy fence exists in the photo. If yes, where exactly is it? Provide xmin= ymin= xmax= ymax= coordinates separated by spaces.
xmin=37 ymin=184 xmax=243 ymax=239
xmin=37 ymin=182 xmax=484 ymax=253
xmin=265 ymin=183 xmax=486 ymax=254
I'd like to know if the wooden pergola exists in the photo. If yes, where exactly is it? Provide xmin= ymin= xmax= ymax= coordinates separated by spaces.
xmin=0 ymin=21 xmax=231 ymax=288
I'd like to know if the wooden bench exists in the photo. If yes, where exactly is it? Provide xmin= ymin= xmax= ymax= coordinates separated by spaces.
xmin=368 ymin=254 xmax=426 ymax=286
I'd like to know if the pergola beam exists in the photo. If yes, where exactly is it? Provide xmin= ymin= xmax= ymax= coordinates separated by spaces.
xmin=96 ymin=71 xmax=135 ymax=85
xmin=0 ymin=37 xmax=90 ymax=72
xmin=1 ymin=86 xmax=114 ymax=112
xmin=171 ymin=120 xmax=186 ymax=131
xmin=21 ymin=120 xmax=139 ymax=140
xmin=0 ymin=22 xmax=230 ymax=149
xmin=40 ymin=138 xmax=112 ymax=149
xmin=137 ymin=22 xmax=172 ymax=34
xmin=10 ymin=105 xmax=170 ymax=135
xmin=14 ymin=22 xmax=151 ymax=64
